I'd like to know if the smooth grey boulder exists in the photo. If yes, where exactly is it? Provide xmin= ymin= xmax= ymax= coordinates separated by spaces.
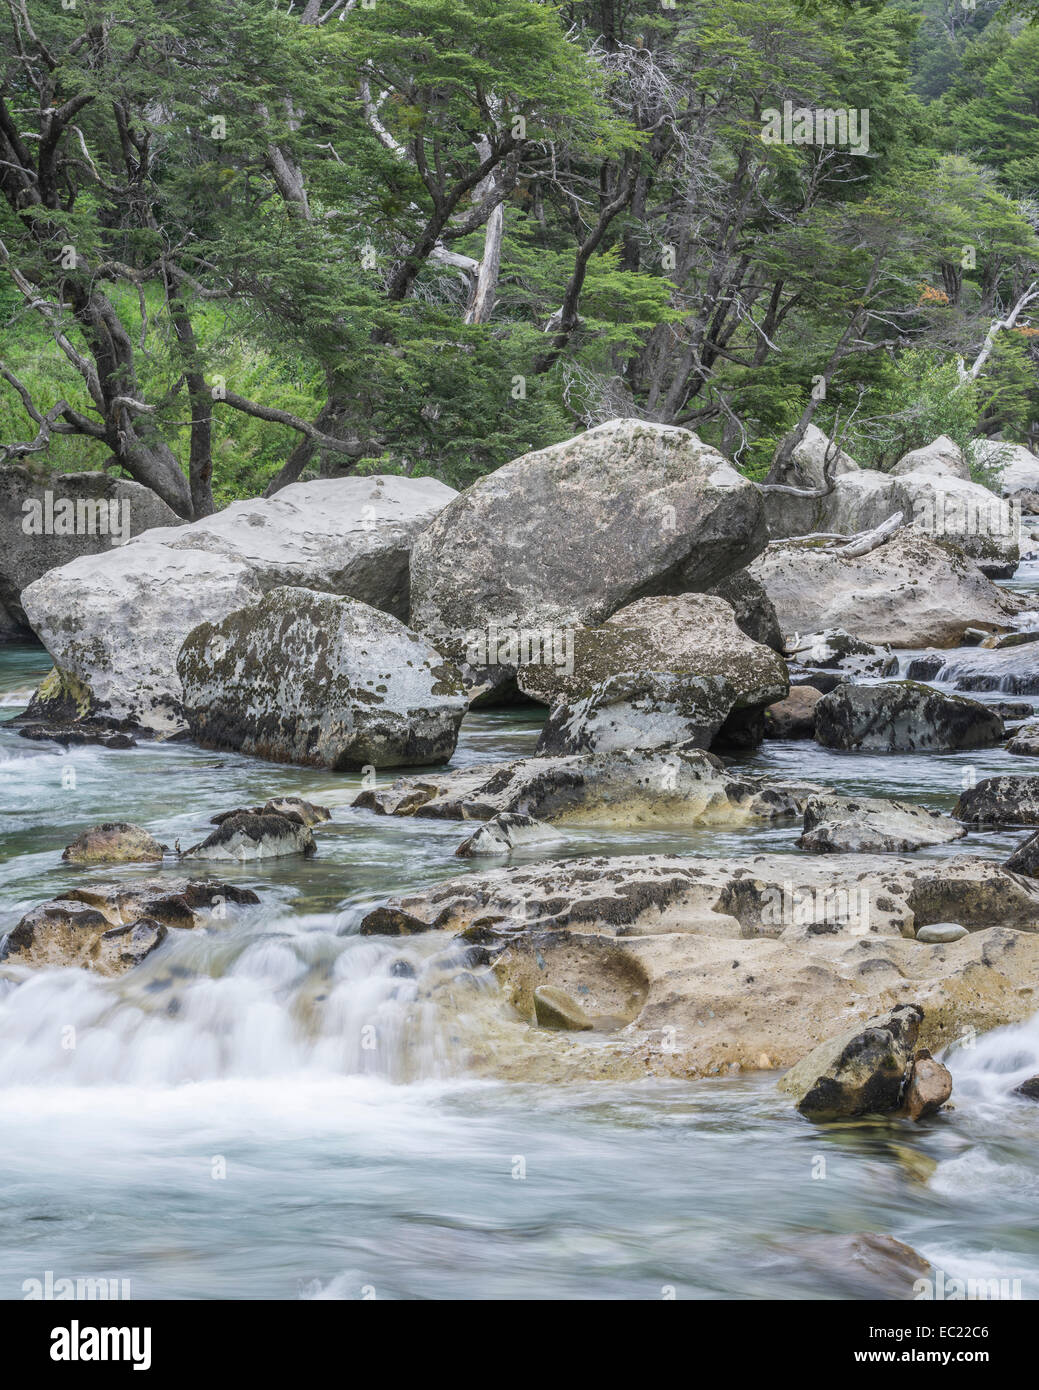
xmin=891 ymin=435 xmax=971 ymax=481
xmin=763 ymin=423 xmax=859 ymax=491
xmin=955 ymin=776 xmax=1039 ymax=826
xmin=178 ymin=587 xmax=467 ymax=770
xmin=408 ymin=419 xmax=769 ymax=679
xmin=749 ymin=531 xmax=1025 ymax=648
xmin=19 ymin=475 xmax=456 ymax=733
xmin=778 ymin=1004 xmax=924 ymax=1120
xmin=915 ymin=923 xmax=968 ymax=944
xmin=0 ymin=465 xmax=182 ymax=634
xmin=762 ymin=452 xmax=1019 ymax=575
xmin=519 ymin=594 xmax=788 ymax=756
xmin=352 ymin=747 xmax=817 ymax=826
xmin=814 ymin=681 xmax=1004 ymax=752
xmin=797 ymin=795 xmax=967 ymax=854
xmin=973 ymin=439 xmax=1039 ymax=502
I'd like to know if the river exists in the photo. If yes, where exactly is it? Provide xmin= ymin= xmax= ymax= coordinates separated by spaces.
xmin=2 ymin=559 xmax=1039 ymax=1300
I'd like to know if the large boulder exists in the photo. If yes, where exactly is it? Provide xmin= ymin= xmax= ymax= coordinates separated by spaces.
xmin=974 ymin=439 xmax=1039 ymax=510
xmin=0 ymin=465 xmax=182 ymax=635
xmin=764 ymin=423 xmax=860 ymax=490
xmin=517 ymin=594 xmax=788 ymax=756
xmin=814 ymin=681 xmax=1003 ymax=752
xmin=178 ymin=587 xmax=467 ymax=769
xmin=777 ymin=1004 xmax=924 ymax=1120
xmin=764 ymin=685 xmax=823 ymax=739
xmin=763 ymin=445 xmax=1019 ymax=576
xmin=181 ymin=809 xmax=316 ymax=861
xmin=0 ymin=879 xmax=259 ymax=975
xmin=785 ymin=629 xmax=897 ymax=678
xmin=61 ymin=822 xmax=166 ymax=865
xmin=352 ymin=748 xmax=816 ymax=826
xmin=19 ymin=475 xmax=456 ymax=734
xmin=954 ymin=776 xmax=1039 ymax=826
xmin=891 ymin=435 xmax=971 ymax=481
xmin=797 ymin=795 xmax=966 ymax=853
xmin=408 ymin=420 xmax=768 ymax=684
xmin=749 ymin=531 xmax=1025 ymax=648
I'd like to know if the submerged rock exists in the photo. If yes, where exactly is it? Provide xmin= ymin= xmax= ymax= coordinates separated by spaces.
xmin=955 ymin=776 xmax=1039 ymax=826
xmin=814 ymin=681 xmax=1003 ymax=752
xmin=764 ymin=685 xmax=823 ymax=739
xmin=181 ymin=809 xmax=316 ymax=861
xmin=777 ymin=1004 xmax=923 ymax=1120
xmin=61 ymin=822 xmax=166 ymax=865
xmin=1 ymin=879 xmax=258 ymax=975
xmin=797 ymin=795 xmax=966 ymax=854
xmin=178 ymin=587 xmax=467 ymax=769
xmin=409 ymin=419 xmax=768 ymax=679
xmin=19 ymin=474 xmax=456 ymax=734
xmin=749 ymin=531 xmax=1024 ymax=648
xmin=352 ymin=748 xmax=815 ymax=827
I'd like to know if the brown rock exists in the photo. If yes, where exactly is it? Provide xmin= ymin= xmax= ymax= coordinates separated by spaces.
xmin=764 ymin=685 xmax=822 ymax=739
xmin=901 ymin=1049 xmax=953 ymax=1121
xmin=61 ymin=822 xmax=165 ymax=865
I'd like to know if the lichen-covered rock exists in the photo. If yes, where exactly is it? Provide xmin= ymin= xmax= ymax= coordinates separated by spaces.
xmin=61 ymin=822 xmax=166 ymax=865
xmin=522 ymin=594 xmax=787 ymax=756
xmin=749 ymin=531 xmax=1025 ymax=648
xmin=814 ymin=681 xmax=1003 ymax=752
xmin=785 ymin=629 xmax=897 ymax=678
xmin=1004 ymin=829 xmax=1039 ymax=875
xmin=409 ymin=420 xmax=768 ymax=679
xmin=178 ymin=587 xmax=467 ymax=770
xmin=764 ymin=685 xmax=823 ymax=739
xmin=19 ymin=475 xmax=456 ymax=733
xmin=455 ymin=813 xmax=564 ymax=858
xmin=0 ymin=465 xmax=183 ymax=634
xmin=352 ymin=748 xmax=816 ymax=827
xmin=797 ymin=795 xmax=966 ymax=854
xmin=181 ymin=810 xmax=316 ymax=861
xmin=778 ymin=1004 xmax=923 ymax=1120
xmin=901 ymin=1050 xmax=953 ymax=1121
xmin=955 ymin=775 xmax=1039 ymax=826
xmin=0 ymin=878 xmax=259 ymax=975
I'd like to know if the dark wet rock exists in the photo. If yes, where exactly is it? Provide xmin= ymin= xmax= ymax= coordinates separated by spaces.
xmin=797 ymin=795 xmax=966 ymax=854
xmin=706 ymin=569 xmax=784 ymax=653
xmin=764 ymin=685 xmax=823 ymax=739
xmin=784 ymin=668 xmax=848 ymax=694
xmin=17 ymin=723 xmax=136 ymax=749
xmin=61 ymin=822 xmax=166 ymax=865
xmin=992 ymin=700 xmax=1035 ymax=722
xmin=211 ymin=796 xmax=331 ymax=828
xmin=1 ymin=878 xmax=258 ymax=975
xmin=905 ymin=655 xmax=944 ymax=681
xmin=1013 ymin=1074 xmax=1039 ymax=1100
xmin=778 ymin=1004 xmax=924 ymax=1120
xmin=815 ymin=681 xmax=1003 ymax=752
xmin=181 ymin=809 xmax=316 ymax=861
xmin=955 ymin=776 xmax=1039 ymax=826
xmin=359 ymin=906 xmax=440 ymax=937
xmin=178 ymin=586 xmax=467 ymax=770
xmin=919 ymin=644 xmax=1039 ymax=696
xmin=1003 ymin=829 xmax=1039 ymax=876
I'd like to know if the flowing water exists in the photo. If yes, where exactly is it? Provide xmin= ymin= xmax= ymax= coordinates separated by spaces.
xmin=3 ymin=554 xmax=1039 ymax=1301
